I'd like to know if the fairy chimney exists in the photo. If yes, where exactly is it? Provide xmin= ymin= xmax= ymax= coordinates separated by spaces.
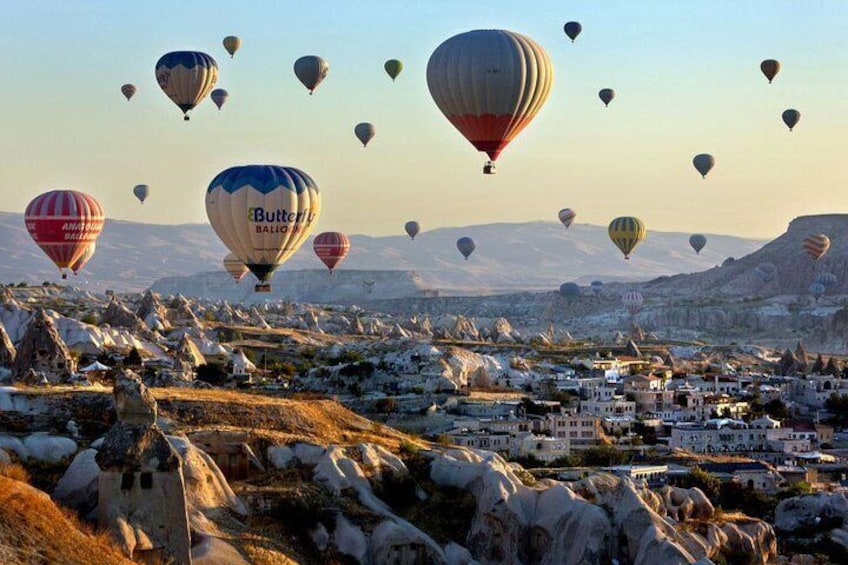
xmin=96 ymin=371 xmax=191 ymax=564
xmin=0 ymin=321 xmax=16 ymax=367
xmin=12 ymin=309 xmax=75 ymax=383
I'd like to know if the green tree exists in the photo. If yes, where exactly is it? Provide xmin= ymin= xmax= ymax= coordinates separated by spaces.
xmin=685 ymin=467 xmax=721 ymax=504
xmin=196 ymin=363 xmax=228 ymax=385
xmin=826 ymin=393 xmax=848 ymax=427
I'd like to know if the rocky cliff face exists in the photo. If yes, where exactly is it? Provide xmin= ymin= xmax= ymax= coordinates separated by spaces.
xmin=0 ymin=321 xmax=16 ymax=367
xmin=12 ymin=309 xmax=76 ymax=384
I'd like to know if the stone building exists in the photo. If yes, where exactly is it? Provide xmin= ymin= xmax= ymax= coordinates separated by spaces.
xmin=96 ymin=372 xmax=191 ymax=564
xmin=12 ymin=309 xmax=76 ymax=383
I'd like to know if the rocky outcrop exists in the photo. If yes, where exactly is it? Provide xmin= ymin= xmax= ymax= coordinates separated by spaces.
xmin=0 ymin=320 xmax=16 ymax=367
xmin=102 ymin=296 xmax=145 ymax=330
xmin=775 ymin=492 xmax=848 ymax=533
xmin=135 ymin=290 xmax=168 ymax=331
xmin=12 ymin=309 xmax=76 ymax=384
xmin=429 ymin=449 xmax=776 ymax=565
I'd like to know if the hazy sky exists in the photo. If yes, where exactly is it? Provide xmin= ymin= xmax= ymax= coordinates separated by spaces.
xmin=0 ymin=1 xmax=846 ymax=239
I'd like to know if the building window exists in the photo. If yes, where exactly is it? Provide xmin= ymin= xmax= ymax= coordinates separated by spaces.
xmin=121 ymin=472 xmax=134 ymax=490
xmin=140 ymin=472 xmax=153 ymax=490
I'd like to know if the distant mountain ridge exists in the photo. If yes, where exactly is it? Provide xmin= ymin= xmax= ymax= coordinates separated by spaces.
xmin=0 ymin=211 xmax=765 ymax=294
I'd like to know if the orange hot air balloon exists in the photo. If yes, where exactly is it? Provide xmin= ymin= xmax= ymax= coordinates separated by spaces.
xmin=427 ymin=29 xmax=553 ymax=174
xmin=802 ymin=234 xmax=830 ymax=260
xmin=25 ymin=190 xmax=105 ymax=279
xmin=313 ymin=232 xmax=350 ymax=272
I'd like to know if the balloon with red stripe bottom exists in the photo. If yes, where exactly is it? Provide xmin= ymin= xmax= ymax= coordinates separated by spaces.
xmin=313 ymin=232 xmax=350 ymax=273
xmin=427 ymin=29 xmax=553 ymax=174
xmin=24 ymin=190 xmax=104 ymax=279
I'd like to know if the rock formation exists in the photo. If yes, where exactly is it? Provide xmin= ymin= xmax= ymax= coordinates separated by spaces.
xmin=12 ymin=309 xmax=76 ymax=384
xmin=96 ymin=372 xmax=192 ymax=563
xmin=0 ymin=320 xmax=16 ymax=367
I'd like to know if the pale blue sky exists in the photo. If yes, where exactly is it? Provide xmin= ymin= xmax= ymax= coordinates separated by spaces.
xmin=0 ymin=1 xmax=846 ymax=238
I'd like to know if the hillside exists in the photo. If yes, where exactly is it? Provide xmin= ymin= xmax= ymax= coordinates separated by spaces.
xmin=0 ymin=212 xmax=764 ymax=295
xmin=0 ymin=473 xmax=132 ymax=565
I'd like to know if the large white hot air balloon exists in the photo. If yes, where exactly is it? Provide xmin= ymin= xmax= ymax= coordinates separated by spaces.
xmin=205 ymin=165 xmax=321 ymax=292
xmin=427 ymin=29 xmax=553 ymax=174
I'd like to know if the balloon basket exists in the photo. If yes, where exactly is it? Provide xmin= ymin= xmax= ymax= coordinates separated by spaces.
xmin=483 ymin=162 xmax=496 ymax=175
xmin=255 ymin=283 xmax=271 ymax=293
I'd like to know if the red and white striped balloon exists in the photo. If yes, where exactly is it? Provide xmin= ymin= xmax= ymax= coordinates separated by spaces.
xmin=313 ymin=232 xmax=350 ymax=272
xmin=24 ymin=190 xmax=104 ymax=279
xmin=802 ymin=234 xmax=830 ymax=261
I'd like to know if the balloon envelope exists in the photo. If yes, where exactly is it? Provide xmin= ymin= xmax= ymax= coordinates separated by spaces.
xmin=70 ymin=243 xmax=96 ymax=275
xmin=427 ymin=29 xmax=553 ymax=166
xmin=223 ymin=36 xmax=241 ymax=58
xmin=809 ymin=282 xmax=825 ymax=300
xmin=133 ymin=184 xmax=149 ymax=204
xmin=313 ymin=232 xmax=350 ymax=272
xmin=559 ymin=282 xmax=580 ymax=303
xmin=457 ymin=237 xmax=476 ymax=260
xmin=782 ymin=109 xmax=800 ymax=131
xmin=558 ymin=208 xmax=576 ymax=229
xmin=760 ymin=59 xmax=780 ymax=83
xmin=294 ymin=55 xmax=329 ymax=94
xmin=563 ymin=21 xmax=582 ymax=42
xmin=223 ymin=253 xmax=248 ymax=282
xmin=802 ymin=234 xmax=830 ymax=260
xmin=590 ymin=280 xmax=604 ymax=295
xmin=815 ymin=272 xmax=837 ymax=288
xmin=404 ymin=221 xmax=420 ymax=240
xmin=622 ymin=291 xmax=643 ymax=315
xmin=598 ymin=88 xmax=615 ymax=107
xmin=155 ymin=51 xmax=218 ymax=120
xmin=693 ymin=154 xmax=715 ymax=178
xmin=608 ymin=217 xmax=646 ymax=260
xmin=211 ymin=88 xmax=228 ymax=110
xmin=384 ymin=59 xmax=403 ymax=81
xmin=25 ymin=190 xmax=105 ymax=278
xmin=121 ymin=84 xmax=137 ymax=101
xmin=205 ymin=165 xmax=321 ymax=291
xmin=689 ymin=234 xmax=707 ymax=254
xmin=354 ymin=123 xmax=375 ymax=147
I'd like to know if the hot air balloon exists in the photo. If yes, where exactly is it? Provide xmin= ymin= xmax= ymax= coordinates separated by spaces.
xmin=782 ymin=109 xmax=800 ymax=131
xmin=384 ymin=59 xmax=403 ymax=81
xmin=155 ymin=51 xmax=218 ymax=120
xmin=70 ymin=243 xmax=96 ymax=276
xmin=809 ymin=282 xmax=825 ymax=301
xmin=354 ymin=123 xmax=375 ymax=147
xmin=405 ymin=221 xmax=420 ymax=240
xmin=598 ymin=88 xmax=615 ymax=107
xmin=693 ymin=154 xmax=715 ymax=178
xmin=363 ymin=279 xmax=375 ymax=294
xmin=760 ymin=59 xmax=780 ymax=83
xmin=457 ymin=237 xmax=476 ymax=260
xmin=211 ymin=89 xmax=228 ymax=110
xmin=558 ymin=208 xmax=576 ymax=229
xmin=755 ymin=262 xmax=777 ymax=283
xmin=608 ymin=217 xmax=646 ymax=260
xmin=25 ymin=190 xmax=105 ymax=280
xmin=205 ymin=165 xmax=321 ymax=292
xmin=313 ymin=232 xmax=350 ymax=273
xmin=121 ymin=84 xmax=137 ymax=101
xmin=563 ymin=21 xmax=582 ymax=42
xmin=294 ymin=55 xmax=329 ymax=94
xmin=223 ymin=253 xmax=248 ymax=282
xmin=223 ymin=36 xmax=241 ymax=58
xmin=133 ymin=184 xmax=149 ymax=204
xmin=815 ymin=272 xmax=837 ymax=288
xmin=622 ymin=291 xmax=643 ymax=315
xmin=802 ymin=234 xmax=830 ymax=261
xmin=427 ymin=29 xmax=553 ymax=174
xmin=590 ymin=280 xmax=604 ymax=295
xmin=559 ymin=282 xmax=581 ymax=304
xmin=689 ymin=234 xmax=707 ymax=254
